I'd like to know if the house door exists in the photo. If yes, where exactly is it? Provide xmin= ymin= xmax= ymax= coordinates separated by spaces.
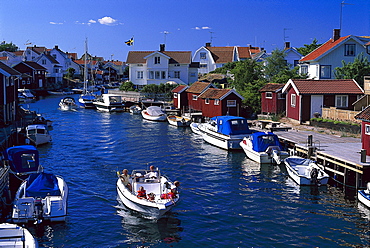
xmin=39 ymin=79 xmax=43 ymax=88
xmin=311 ymin=95 xmax=323 ymax=118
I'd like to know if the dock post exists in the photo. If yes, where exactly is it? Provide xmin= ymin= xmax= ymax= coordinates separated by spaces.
xmin=361 ymin=149 xmax=367 ymax=163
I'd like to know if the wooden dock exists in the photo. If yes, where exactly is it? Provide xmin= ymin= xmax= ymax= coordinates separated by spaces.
xmin=272 ymin=129 xmax=370 ymax=189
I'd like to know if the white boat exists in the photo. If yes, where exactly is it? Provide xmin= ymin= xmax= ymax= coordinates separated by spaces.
xmin=93 ymin=94 xmax=125 ymax=112
xmin=167 ymin=115 xmax=191 ymax=127
xmin=129 ymin=105 xmax=142 ymax=114
xmin=197 ymin=116 xmax=253 ymax=150
xmin=26 ymin=124 xmax=52 ymax=146
xmin=18 ymin=89 xmax=35 ymax=102
xmin=12 ymin=172 xmax=68 ymax=224
xmin=0 ymin=223 xmax=38 ymax=247
xmin=240 ymin=132 xmax=289 ymax=164
xmin=283 ymin=156 xmax=330 ymax=185
xmin=358 ymin=182 xmax=370 ymax=208
xmin=48 ymin=90 xmax=74 ymax=95
xmin=141 ymin=106 xmax=167 ymax=121
xmin=59 ymin=96 xmax=78 ymax=111
xmin=190 ymin=122 xmax=202 ymax=135
xmin=116 ymin=168 xmax=179 ymax=219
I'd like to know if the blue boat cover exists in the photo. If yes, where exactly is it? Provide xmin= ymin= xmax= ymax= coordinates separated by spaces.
xmin=25 ymin=172 xmax=61 ymax=198
xmin=250 ymin=132 xmax=282 ymax=152
xmin=211 ymin=116 xmax=251 ymax=135
xmin=4 ymin=145 xmax=39 ymax=173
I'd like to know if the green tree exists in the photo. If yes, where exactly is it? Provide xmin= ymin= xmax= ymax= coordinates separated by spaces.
xmin=334 ymin=53 xmax=370 ymax=88
xmin=0 ymin=42 xmax=19 ymax=52
xmin=64 ymin=67 xmax=75 ymax=79
xmin=119 ymin=81 xmax=135 ymax=91
xmin=264 ymin=49 xmax=289 ymax=81
xmin=296 ymin=38 xmax=321 ymax=56
xmin=210 ymin=62 xmax=236 ymax=74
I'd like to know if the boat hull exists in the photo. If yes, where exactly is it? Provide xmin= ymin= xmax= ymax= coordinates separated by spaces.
xmin=167 ymin=116 xmax=191 ymax=127
xmin=240 ymin=140 xmax=289 ymax=164
xmin=190 ymin=122 xmax=202 ymax=135
xmin=141 ymin=110 xmax=167 ymax=121
xmin=0 ymin=223 xmax=38 ymax=247
xmin=94 ymin=103 xmax=125 ymax=112
xmin=284 ymin=157 xmax=329 ymax=185
xmin=358 ymin=190 xmax=370 ymax=208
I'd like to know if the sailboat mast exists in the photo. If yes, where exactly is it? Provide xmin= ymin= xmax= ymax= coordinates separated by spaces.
xmin=84 ymin=38 xmax=88 ymax=93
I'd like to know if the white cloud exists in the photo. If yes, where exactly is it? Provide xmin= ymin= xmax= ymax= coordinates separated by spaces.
xmin=98 ymin=16 xmax=117 ymax=26
xmin=89 ymin=20 xmax=96 ymax=24
xmin=50 ymin=21 xmax=63 ymax=25
xmin=193 ymin=26 xmax=211 ymax=30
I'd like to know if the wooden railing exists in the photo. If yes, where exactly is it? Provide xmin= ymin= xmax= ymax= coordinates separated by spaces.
xmin=321 ymin=107 xmax=361 ymax=123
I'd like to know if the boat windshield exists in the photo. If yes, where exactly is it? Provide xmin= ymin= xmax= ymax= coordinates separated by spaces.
xmin=131 ymin=169 xmax=161 ymax=183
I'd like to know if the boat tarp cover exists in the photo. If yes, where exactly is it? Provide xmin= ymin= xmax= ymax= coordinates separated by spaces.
xmin=4 ymin=145 xmax=39 ymax=173
xmin=211 ymin=116 xmax=251 ymax=135
xmin=285 ymin=157 xmax=315 ymax=167
xmin=251 ymin=132 xmax=282 ymax=152
xmin=147 ymin=106 xmax=164 ymax=116
xmin=25 ymin=173 xmax=61 ymax=198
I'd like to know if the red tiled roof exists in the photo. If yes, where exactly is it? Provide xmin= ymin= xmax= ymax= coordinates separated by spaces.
xmin=0 ymin=62 xmax=21 ymax=76
xmin=205 ymin=46 xmax=234 ymax=63
xmin=172 ymin=85 xmax=188 ymax=93
xmin=237 ymin=46 xmax=261 ymax=59
xmin=198 ymin=88 xmax=231 ymax=99
xmin=300 ymin=36 xmax=350 ymax=62
xmin=288 ymin=79 xmax=363 ymax=94
xmin=186 ymin=81 xmax=212 ymax=94
xmin=259 ymin=83 xmax=285 ymax=92
xmin=355 ymin=105 xmax=370 ymax=121
xmin=0 ymin=57 xmax=7 ymax=61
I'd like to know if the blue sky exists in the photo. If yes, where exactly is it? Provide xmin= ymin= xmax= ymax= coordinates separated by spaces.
xmin=0 ymin=0 xmax=369 ymax=62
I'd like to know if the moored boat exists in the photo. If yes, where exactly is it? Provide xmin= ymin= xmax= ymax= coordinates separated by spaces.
xmin=190 ymin=122 xmax=202 ymax=135
xmin=197 ymin=116 xmax=253 ymax=150
xmin=26 ymin=124 xmax=52 ymax=146
xmin=93 ymin=94 xmax=125 ymax=112
xmin=116 ymin=167 xmax=179 ymax=219
xmin=141 ymin=106 xmax=167 ymax=121
xmin=0 ymin=223 xmax=38 ymax=247
xmin=129 ymin=105 xmax=142 ymax=114
xmin=240 ymin=132 xmax=289 ymax=164
xmin=12 ymin=172 xmax=68 ymax=224
xmin=358 ymin=182 xmax=370 ymax=208
xmin=167 ymin=115 xmax=191 ymax=127
xmin=18 ymin=89 xmax=35 ymax=102
xmin=283 ymin=156 xmax=329 ymax=185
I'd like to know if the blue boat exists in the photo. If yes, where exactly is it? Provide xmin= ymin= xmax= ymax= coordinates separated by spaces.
xmin=197 ymin=116 xmax=252 ymax=150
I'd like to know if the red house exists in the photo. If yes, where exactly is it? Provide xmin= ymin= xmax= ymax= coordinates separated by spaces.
xmin=172 ymin=85 xmax=188 ymax=109
xmin=13 ymin=61 xmax=47 ymax=90
xmin=282 ymin=79 xmax=363 ymax=123
xmin=355 ymin=106 xmax=370 ymax=155
xmin=259 ymin=83 xmax=286 ymax=115
xmin=185 ymin=81 xmax=215 ymax=111
xmin=198 ymin=88 xmax=244 ymax=118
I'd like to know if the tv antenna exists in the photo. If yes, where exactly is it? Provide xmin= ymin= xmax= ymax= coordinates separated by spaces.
xmin=340 ymin=1 xmax=354 ymax=31
xmin=162 ymin=31 xmax=170 ymax=44
xmin=283 ymin=28 xmax=292 ymax=42
xmin=209 ymin=31 xmax=215 ymax=44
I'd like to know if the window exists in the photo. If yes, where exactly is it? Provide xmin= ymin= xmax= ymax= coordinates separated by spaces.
xmin=301 ymin=65 xmax=308 ymax=74
xmin=190 ymin=72 xmax=196 ymax=77
xmin=200 ymin=64 xmax=207 ymax=68
xmin=265 ymin=92 xmax=272 ymax=99
xmin=149 ymin=71 xmax=154 ymax=79
xmin=173 ymin=64 xmax=180 ymax=67
xmin=161 ymin=71 xmax=166 ymax=79
xmin=174 ymin=71 xmax=180 ymax=78
xmin=214 ymin=99 xmax=220 ymax=105
xmin=137 ymin=71 xmax=143 ymax=79
xmin=205 ymin=98 xmax=210 ymax=104
xmin=291 ymin=94 xmax=296 ymax=107
xmin=42 ymin=59 xmax=46 ymax=65
xmin=137 ymin=64 xmax=143 ymax=66
xmin=345 ymin=44 xmax=356 ymax=56
xmin=320 ymin=65 xmax=331 ymax=79
xmin=227 ymin=100 xmax=236 ymax=107
xmin=336 ymin=95 xmax=348 ymax=108
xmin=174 ymin=93 xmax=178 ymax=98
xmin=200 ymin=52 xmax=206 ymax=59
xmin=155 ymin=71 xmax=160 ymax=79
xmin=192 ymin=95 xmax=198 ymax=101
xmin=293 ymin=60 xmax=299 ymax=67
xmin=154 ymin=56 xmax=160 ymax=64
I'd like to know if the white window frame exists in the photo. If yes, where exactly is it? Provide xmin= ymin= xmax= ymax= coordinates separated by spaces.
xmin=205 ymin=98 xmax=210 ymax=104
xmin=200 ymin=52 xmax=206 ymax=59
xmin=265 ymin=92 xmax=272 ymax=99
xmin=227 ymin=100 xmax=236 ymax=107
xmin=137 ymin=71 xmax=143 ymax=79
xmin=154 ymin=56 xmax=160 ymax=64
xmin=173 ymin=93 xmax=178 ymax=98
xmin=291 ymin=94 xmax=296 ymax=107
xmin=345 ymin=44 xmax=356 ymax=56
xmin=320 ymin=65 xmax=331 ymax=79
xmin=214 ymin=99 xmax=220 ymax=105
xmin=174 ymin=71 xmax=180 ymax=78
xmin=192 ymin=95 xmax=198 ymax=101
xmin=335 ymin=95 xmax=348 ymax=108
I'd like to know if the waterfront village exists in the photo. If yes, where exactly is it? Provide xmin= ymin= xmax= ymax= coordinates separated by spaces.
xmin=3 ymin=27 xmax=370 ymax=240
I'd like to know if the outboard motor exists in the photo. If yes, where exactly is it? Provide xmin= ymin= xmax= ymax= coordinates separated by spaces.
xmin=34 ymin=197 xmax=44 ymax=224
xmin=310 ymin=167 xmax=319 ymax=185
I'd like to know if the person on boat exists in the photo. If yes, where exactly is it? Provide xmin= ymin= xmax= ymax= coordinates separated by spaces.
xmin=120 ymin=169 xmax=132 ymax=191
xmin=145 ymin=165 xmax=158 ymax=179
xmin=173 ymin=181 xmax=180 ymax=194
xmin=137 ymin=186 xmax=147 ymax=199
xmin=147 ymin=192 xmax=155 ymax=202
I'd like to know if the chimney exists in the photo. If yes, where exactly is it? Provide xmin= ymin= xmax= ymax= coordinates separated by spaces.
xmin=333 ymin=29 xmax=341 ymax=41
xmin=160 ymin=44 xmax=165 ymax=52
xmin=284 ymin=41 xmax=290 ymax=50
xmin=205 ymin=42 xmax=211 ymax=47
xmin=55 ymin=45 xmax=59 ymax=49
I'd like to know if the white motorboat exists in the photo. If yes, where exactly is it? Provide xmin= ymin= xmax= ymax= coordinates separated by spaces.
xmin=12 ymin=172 xmax=68 ymax=224
xmin=18 ymin=89 xmax=35 ymax=102
xmin=283 ymin=156 xmax=330 ymax=185
xmin=0 ymin=223 xmax=38 ymax=247
xmin=116 ymin=168 xmax=179 ymax=219
xmin=240 ymin=132 xmax=289 ymax=164
xmin=167 ymin=115 xmax=191 ymax=127
xmin=190 ymin=122 xmax=202 ymax=135
xmin=141 ymin=106 xmax=167 ymax=121
xmin=197 ymin=116 xmax=253 ymax=150
xmin=358 ymin=182 xmax=370 ymax=208
xmin=59 ymin=96 xmax=78 ymax=111
xmin=93 ymin=94 xmax=125 ymax=112
xmin=129 ymin=105 xmax=142 ymax=114
xmin=26 ymin=124 xmax=52 ymax=146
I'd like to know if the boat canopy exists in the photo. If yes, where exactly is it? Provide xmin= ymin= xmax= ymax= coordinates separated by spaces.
xmin=25 ymin=173 xmax=61 ymax=198
xmin=147 ymin=106 xmax=164 ymax=116
xmin=210 ymin=116 xmax=251 ymax=135
xmin=250 ymin=132 xmax=282 ymax=152
xmin=4 ymin=145 xmax=39 ymax=173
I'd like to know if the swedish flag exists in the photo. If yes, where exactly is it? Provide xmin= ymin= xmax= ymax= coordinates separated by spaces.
xmin=125 ymin=37 xmax=134 ymax=46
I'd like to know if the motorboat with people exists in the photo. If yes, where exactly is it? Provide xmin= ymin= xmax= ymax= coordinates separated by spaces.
xmin=25 ymin=124 xmax=52 ymax=146
xmin=129 ymin=105 xmax=142 ymax=114
xmin=141 ymin=106 xmax=167 ymax=121
xmin=358 ymin=182 xmax=370 ymax=208
xmin=283 ymin=156 xmax=330 ymax=185
xmin=197 ymin=115 xmax=253 ymax=150
xmin=0 ymin=223 xmax=38 ymax=247
xmin=93 ymin=94 xmax=125 ymax=112
xmin=12 ymin=172 xmax=68 ymax=224
xmin=18 ymin=89 xmax=35 ymax=102
xmin=240 ymin=132 xmax=289 ymax=164
xmin=116 ymin=167 xmax=180 ymax=219
xmin=167 ymin=115 xmax=191 ymax=127
xmin=59 ymin=96 xmax=78 ymax=111
xmin=190 ymin=122 xmax=202 ymax=135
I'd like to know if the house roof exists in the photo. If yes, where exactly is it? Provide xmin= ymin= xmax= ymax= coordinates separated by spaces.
xmin=172 ymin=85 xmax=188 ymax=93
xmin=237 ymin=46 xmax=261 ymax=60
xmin=198 ymin=88 xmax=244 ymax=100
xmin=186 ymin=81 xmax=213 ymax=94
xmin=19 ymin=61 xmax=47 ymax=70
xmin=205 ymin=46 xmax=235 ymax=64
xmin=27 ymin=46 xmax=48 ymax=55
xmin=259 ymin=83 xmax=285 ymax=93
xmin=126 ymin=51 xmax=192 ymax=64
xmin=0 ymin=62 xmax=21 ymax=76
xmin=355 ymin=105 xmax=370 ymax=121
xmin=282 ymin=79 xmax=364 ymax=95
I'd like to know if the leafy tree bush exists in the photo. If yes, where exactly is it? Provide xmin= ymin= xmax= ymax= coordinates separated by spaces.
xmin=119 ymin=81 xmax=135 ymax=91
xmin=334 ymin=53 xmax=370 ymax=88
xmin=296 ymin=38 xmax=322 ymax=56
xmin=0 ymin=42 xmax=18 ymax=52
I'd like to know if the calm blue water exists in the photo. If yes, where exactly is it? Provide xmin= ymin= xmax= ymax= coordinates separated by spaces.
xmin=19 ymin=95 xmax=370 ymax=247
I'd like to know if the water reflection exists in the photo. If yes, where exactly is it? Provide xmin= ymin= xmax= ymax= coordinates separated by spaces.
xmin=115 ymin=203 xmax=182 ymax=245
